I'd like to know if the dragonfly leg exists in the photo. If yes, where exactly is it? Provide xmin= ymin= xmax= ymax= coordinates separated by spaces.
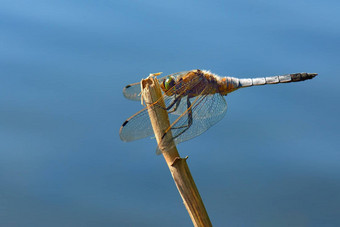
xmin=171 ymin=96 xmax=193 ymax=139
xmin=167 ymin=96 xmax=182 ymax=113
xmin=161 ymin=96 xmax=193 ymax=141
xmin=151 ymin=95 xmax=181 ymax=112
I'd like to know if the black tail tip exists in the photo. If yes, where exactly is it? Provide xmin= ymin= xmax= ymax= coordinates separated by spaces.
xmin=307 ymin=73 xmax=318 ymax=78
xmin=291 ymin=72 xmax=318 ymax=81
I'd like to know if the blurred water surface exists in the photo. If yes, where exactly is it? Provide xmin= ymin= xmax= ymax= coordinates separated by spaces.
xmin=1 ymin=0 xmax=340 ymax=226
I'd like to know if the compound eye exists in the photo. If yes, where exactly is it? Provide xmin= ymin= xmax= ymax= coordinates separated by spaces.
xmin=164 ymin=76 xmax=175 ymax=90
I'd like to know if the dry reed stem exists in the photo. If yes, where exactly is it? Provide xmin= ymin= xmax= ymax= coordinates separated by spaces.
xmin=141 ymin=75 xmax=212 ymax=227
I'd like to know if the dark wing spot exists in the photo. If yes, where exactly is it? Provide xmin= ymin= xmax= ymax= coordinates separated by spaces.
xmin=122 ymin=120 xmax=129 ymax=127
xmin=125 ymin=85 xmax=131 ymax=89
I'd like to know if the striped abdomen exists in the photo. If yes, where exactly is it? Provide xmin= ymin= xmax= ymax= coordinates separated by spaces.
xmin=218 ymin=73 xmax=318 ymax=95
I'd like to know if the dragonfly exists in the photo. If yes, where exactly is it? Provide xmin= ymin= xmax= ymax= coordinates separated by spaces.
xmin=119 ymin=69 xmax=317 ymax=153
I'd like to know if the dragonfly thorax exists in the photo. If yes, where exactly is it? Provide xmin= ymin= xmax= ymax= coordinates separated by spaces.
xmin=160 ymin=69 xmax=241 ymax=98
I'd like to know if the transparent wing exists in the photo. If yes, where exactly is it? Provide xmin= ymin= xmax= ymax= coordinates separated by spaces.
xmin=122 ymin=71 xmax=190 ymax=101
xmin=123 ymin=82 xmax=142 ymax=101
xmin=169 ymin=92 xmax=227 ymax=145
xmin=119 ymin=107 xmax=154 ymax=142
xmin=119 ymin=71 xmax=201 ymax=142
xmin=119 ymin=94 xmax=182 ymax=142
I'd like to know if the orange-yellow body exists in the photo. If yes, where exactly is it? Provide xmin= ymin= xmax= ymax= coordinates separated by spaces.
xmin=120 ymin=69 xmax=317 ymax=145
xmin=160 ymin=69 xmax=239 ymax=98
xmin=159 ymin=69 xmax=317 ymax=99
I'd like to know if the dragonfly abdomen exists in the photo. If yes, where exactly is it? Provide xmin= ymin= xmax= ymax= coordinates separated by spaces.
xmin=238 ymin=73 xmax=317 ymax=88
xmin=218 ymin=73 xmax=317 ymax=95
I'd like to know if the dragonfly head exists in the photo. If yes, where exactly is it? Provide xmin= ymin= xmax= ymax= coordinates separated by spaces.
xmin=161 ymin=76 xmax=176 ymax=92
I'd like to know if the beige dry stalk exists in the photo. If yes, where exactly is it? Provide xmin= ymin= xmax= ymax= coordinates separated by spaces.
xmin=141 ymin=74 xmax=212 ymax=227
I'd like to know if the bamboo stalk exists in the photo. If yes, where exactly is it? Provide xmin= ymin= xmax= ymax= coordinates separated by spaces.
xmin=141 ymin=74 xmax=212 ymax=227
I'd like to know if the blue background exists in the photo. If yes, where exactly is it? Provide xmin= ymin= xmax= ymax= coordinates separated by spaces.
xmin=1 ymin=0 xmax=340 ymax=226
